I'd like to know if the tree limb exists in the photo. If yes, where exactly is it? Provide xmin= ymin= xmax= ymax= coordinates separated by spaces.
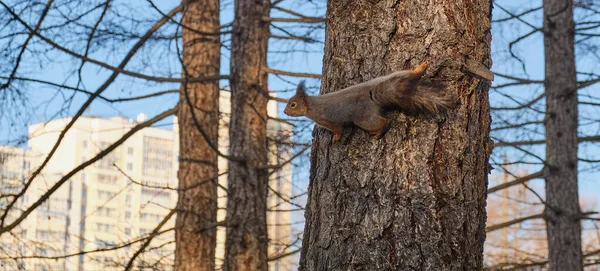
xmin=262 ymin=16 xmax=324 ymax=23
xmin=264 ymin=67 xmax=321 ymax=78
xmin=487 ymin=171 xmax=544 ymax=194
xmin=124 ymin=209 xmax=175 ymax=271
xmin=486 ymin=213 xmax=543 ymax=232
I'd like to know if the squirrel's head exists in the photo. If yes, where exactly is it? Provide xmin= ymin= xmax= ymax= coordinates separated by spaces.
xmin=284 ymin=81 xmax=309 ymax=117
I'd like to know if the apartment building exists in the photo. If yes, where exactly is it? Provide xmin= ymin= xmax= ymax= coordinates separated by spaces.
xmin=0 ymin=91 xmax=295 ymax=271
xmin=0 ymin=145 xmax=38 ymax=270
xmin=0 ymin=115 xmax=178 ymax=271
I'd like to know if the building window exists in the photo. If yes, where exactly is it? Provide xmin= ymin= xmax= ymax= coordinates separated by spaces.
xmin=128 ymin=147 xmax=133 ymax=155
xmin=94 ymin=239 xmax=116 ymax=249
xmin=142 ymin=136 xmax=173 ymax=178
xmin=36 ymin=230 xmax=48 ymax=240
xmin=97 ymin=174 xmax=118 ymax=184
xmin=82 ymin=140 xmax=87 ymax=148
xmin=96 ymin=142 xmax=118 ymax=170
xmin=97 ymin=207 xmax=115 ymax=217
xmin=140 ymin=213 xmax=161 ymax=222
xmin=141 ymin=187 xmax=171 ymax=206
xmin=96 ymin=223 xmax=115 ymax=233
xmin=97 ymin=190 xmax=116 ymax=200
xmin=125 ymin=228 xmax=131 ymax=235
xmin=125 ymin=211 xmax=131 ymax=219
xmin=127 ymin=163 xmax=133 ymax=171
xmin=35 ymin=247 xmax=48 ymax=256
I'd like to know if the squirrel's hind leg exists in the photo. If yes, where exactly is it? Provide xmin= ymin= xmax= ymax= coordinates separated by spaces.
xmin=355 ymin=115 xmax=388 ymax=139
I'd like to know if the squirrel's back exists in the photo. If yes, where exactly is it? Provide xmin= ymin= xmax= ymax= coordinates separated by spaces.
xmin=308 ymin=87 xmax=370 ymax=124
xmin=317 ymin=67 xmax=455 ymax=118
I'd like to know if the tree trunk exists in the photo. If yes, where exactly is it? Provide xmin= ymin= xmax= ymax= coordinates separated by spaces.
xmin=299 ymin=1 xmax=492 ymax=270
xmin=543 ymin=0 xmax=582 ymax=270
xmin=224 ymin=0 xmax=270 ymax=270
xmin=175 ymin=0 xmax=220 ymax=270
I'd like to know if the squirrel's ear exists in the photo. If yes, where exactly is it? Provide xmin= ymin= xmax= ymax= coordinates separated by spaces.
xmin=296 ymin=80 xmax=307 ymax=98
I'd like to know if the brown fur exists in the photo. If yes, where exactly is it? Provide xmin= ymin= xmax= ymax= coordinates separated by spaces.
xmin=283 ymin=63 xmax=455 ymax=142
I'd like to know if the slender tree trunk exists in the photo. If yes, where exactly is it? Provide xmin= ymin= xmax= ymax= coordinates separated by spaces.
xmin=543 ymin=0 xmax=582 ymax=270
xmin=299 ymin=1 xmax=492 ymax=270
xmin=175 ymin=0 xmax=220 ymax=270
xmin=224 ymin=0 xmax=270 ymax=270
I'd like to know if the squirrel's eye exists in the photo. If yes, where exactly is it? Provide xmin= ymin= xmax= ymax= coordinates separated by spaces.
xmin=290 ymin=102 xmax=297 ymax=108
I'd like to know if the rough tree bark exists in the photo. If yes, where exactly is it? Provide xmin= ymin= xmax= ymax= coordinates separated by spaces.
xmin=299 ymin=1 xmax=492 ymax=270
xmin=175 ymin=0 xmax=220 ymax=270
xmin=543 ymin=0 xmax=582 ymax=270
xmin=224 ymin=0 xmax=270 ymax=270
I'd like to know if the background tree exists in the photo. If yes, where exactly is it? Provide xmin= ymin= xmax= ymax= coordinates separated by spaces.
xmin=224 ymin=0 xmax=271 ymax=269
xmin=175 ymin=0 xmax=221 ymax=270
xmin=543 ymin=0 xmax=582 ymax=269
xmin=484 ymin=0 xmax=600 ymax=269
xmin=299 ymin=0 xmax=493 ymax=270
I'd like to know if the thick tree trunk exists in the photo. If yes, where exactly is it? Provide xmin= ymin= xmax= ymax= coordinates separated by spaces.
xmin=299 ymin=1 xmax=492 ymax=270
xmin=175 ymin=0 xmax=220 ymax=270
xmin=543 ymin=0 xmax=582 ymax=270
xmin=224 ymin=0 xmax=270 ymax=270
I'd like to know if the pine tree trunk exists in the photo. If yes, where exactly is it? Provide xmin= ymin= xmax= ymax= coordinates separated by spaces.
xmin=543 ymin=0 xmax=582 ymax=270
xmin=224 ymin=0 xmax=270 ymax=270
xmin=299 ymin=1 xmax=492 ymax=270
xmin=175 ymin=0 xmax=220 ymax=270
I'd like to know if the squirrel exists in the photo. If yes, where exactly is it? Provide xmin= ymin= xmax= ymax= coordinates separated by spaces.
xmin=283 ymin=63 xmax=455 ymax=143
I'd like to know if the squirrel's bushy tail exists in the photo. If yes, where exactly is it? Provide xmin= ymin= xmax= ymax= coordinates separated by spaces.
xmin=404 ymin=81 xmax=456 ymax=117
xmin=373 ymin=78 xmax=456 ymax=117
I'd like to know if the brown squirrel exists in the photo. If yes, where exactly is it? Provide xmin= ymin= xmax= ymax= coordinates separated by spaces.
xmin=283 ymin=63 xmax=455 ymax=142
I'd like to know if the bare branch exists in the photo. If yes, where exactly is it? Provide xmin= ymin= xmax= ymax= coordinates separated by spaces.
xmin=492 ymin=120 xmax=543 ymax=131
xmin=0 ymin=2 xmax=228 ymax=83
xmin=268 ymin=248 xmax=300 ymax=261
xmin=492 ymin=6 xmax=542 ymax=23
xmin=486 ymin=213 xmax=543 ymax=232
xmin=493 ymin=72 xmax=544 ymax=84
xmin=491 ymin=93 xmax=544 ymax=111
xmin=495 ymin=3 xmax=540 ymax=30
xmin=264 ymin=67 xmax=321 ymax=78
xmin=124 ymin=209 xmax=175 ymax=271
xmin=1 ymin=0 xmax=54 ymax=91
xmin=262 ymin=16 xmax=324 ymax=23
xmin=0 ymin=228 xmax=173 ymax=260
xmin=264 ymin=145 xmax=310 ymax=170
xmin=271 ymin=5 xmax=324 ymax=21
xmin=494 ymin=135 xmax=600 ymax=147
xmin=270 ymin=34 xmax=320 ymax=43
xmin=487 ymin=171 xmax=544 ymax=194
xmin=114 ymin=162 xmax=228 ymax=193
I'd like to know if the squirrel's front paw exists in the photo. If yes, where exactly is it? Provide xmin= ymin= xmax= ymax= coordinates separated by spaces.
xmin=332 ymin=134 xmax=341 ymax=143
